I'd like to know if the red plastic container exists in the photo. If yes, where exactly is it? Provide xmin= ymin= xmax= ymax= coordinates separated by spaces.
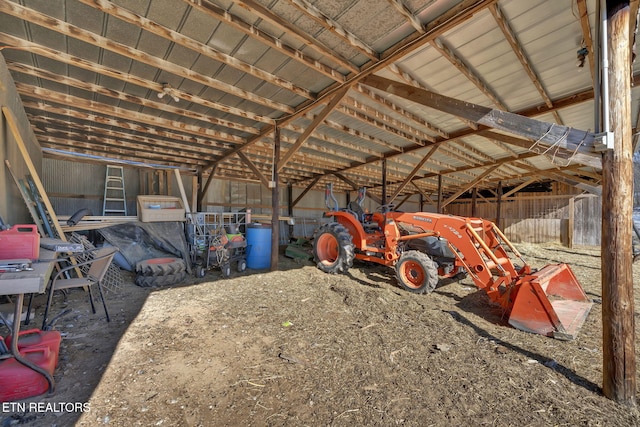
xmin=0 ymin=346 xmax=57 ymax=402
xmin=0 ymin=225 xmax=40 ymax=260
xmin=4 ymin=329 xmax=61 ymax=361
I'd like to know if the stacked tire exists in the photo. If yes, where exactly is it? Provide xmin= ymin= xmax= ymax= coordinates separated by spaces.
xmin=135 ymin=257 xmax=188 ymax=287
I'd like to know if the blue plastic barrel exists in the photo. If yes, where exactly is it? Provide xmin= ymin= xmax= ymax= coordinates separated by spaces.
xmin=246 ymin=224 xmax=272 ymax=269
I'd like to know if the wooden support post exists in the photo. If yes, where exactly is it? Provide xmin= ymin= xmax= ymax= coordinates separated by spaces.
xmin=139 ymin=171 xmax=145 ymax=195
xmin=271 ymin=127 xmax=280 ymax=272
xmin=198 ymin=166 xmax=216 ymax=207
xmin=196 ymin=169 xmax=203 ymax=212
xmin=381 ymin=159 xmax=387 ymax=205
xmin=601 ymin=0 xmax=636 ymax=405
xmin=568 ymin=197 xmax=574 ymax=249
xmin=496 ymin=181 xmax=503 ymax=228
xmin=287 ymin=182 xmax=294 ymax=240
xmin=147 ymin=171 xmax=154 ymax=195
xmin=437 ymin=174 xmax=443 ymax=213
xmin=190 ymin=175 xmax=198 ymax=214
xmin=471 ymin=187 xmax=478 ymax=217
xmin=167 ymin=171 xmax=173 ymax=196
xmin=158 ymin=170 xmax=165 ymax=195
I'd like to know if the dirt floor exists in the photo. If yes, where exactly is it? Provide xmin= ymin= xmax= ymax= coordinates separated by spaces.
xmin=2 ymin=242 xmax=640 ymax=426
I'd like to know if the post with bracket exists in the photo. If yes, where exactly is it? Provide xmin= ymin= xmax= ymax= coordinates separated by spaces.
xmin=600 ymin=0 xmax=636 ymax=405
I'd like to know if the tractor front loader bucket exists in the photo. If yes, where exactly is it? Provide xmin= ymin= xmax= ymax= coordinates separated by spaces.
xmin=508 ymin=263 xmax=592 ymax=340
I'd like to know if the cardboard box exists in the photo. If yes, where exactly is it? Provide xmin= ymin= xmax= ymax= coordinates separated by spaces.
xmin=136 ymin=196 xmax=185 ymax=222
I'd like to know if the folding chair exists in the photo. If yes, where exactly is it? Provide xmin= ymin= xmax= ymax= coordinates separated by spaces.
xmin=41 ymin=246 xmax=118 ymax=330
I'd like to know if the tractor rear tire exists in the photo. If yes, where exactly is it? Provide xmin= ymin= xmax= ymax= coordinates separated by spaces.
xmin=313 ymin=222 xmax=355 ymax=274
xmin=135 ymin=270 xmax=187 ymax=288
xmin=136 ymin=257 xmax=187 ymax=276
xmin=396 ymin=250 xmax=438 ymax=294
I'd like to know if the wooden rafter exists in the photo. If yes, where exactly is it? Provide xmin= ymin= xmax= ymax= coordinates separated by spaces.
xmin=576 ymin=0 xmax=596 ymax=85
xmin=489 ymin=3 xmax=563 ymax=124
xmin=278 ymin=86 xmax=350 ymax=172
xmin=0 ymin=1 xmax=295 ymax=113
xmin=288 ymin=0 xmax=379 ymax=61
xmin=353 ymin=84 xmax=449 ymax=138
xmin=181 ymin=0 xmax=346 ymax=82
xmin=477 ymin=130 xmax=602 ymax=169
xmin=22 ymin=101 xmax=234 ymax=151
xmin=10 ymin=62 xmax=260 ymax=135
xmin=16 ymin=83 xmax=245 ymax=145
xmin=205 ymin=0 xmax=496 ymax=180
xmin=78 ymin=0 xmax=314 ymax=100
xmin=387 ymin=0 xmax=424 ymax=33
xmin=441 ymin=164 xmax=502 ymax=208
xmin=0 ymin=34 xmax=274 ymax=125
xmin=237 ymin=151 xmax=271 ymax=188
xmin=294 ymin=80 xmax=604 ymax=188
xmin=388 ymin=63 xmax=478 ymax=130
xmin=430 ymin=38 xmax=507 ymax=110
xmin=501 ymin=178 xmax=538 ymax=198
xmin=389 ymin=145 xmax=439 ymax=202
xmin=361 ymin=74 xmax=599 ymax=158
xmin=234 ymin=0 xmax=358 ymax=73
xmin=545 ymin=171 xmax=602 ymax=195
xmin=337 ymin=104 xmax=433 ymax=145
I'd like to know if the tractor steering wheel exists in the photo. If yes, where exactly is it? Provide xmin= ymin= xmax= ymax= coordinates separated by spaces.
xmin=377 ymin=204 xmax=395 ymax=214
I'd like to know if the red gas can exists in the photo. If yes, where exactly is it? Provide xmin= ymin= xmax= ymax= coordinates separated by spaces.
xmin=0 ymin=225 xmax=40 ymax=260
xmin=0 ymin=346 xmax=57 ymax=402
xmin=4 ymin=329 xmax=62 ymax=360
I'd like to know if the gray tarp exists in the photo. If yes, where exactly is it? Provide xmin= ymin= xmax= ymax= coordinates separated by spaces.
xmin=99 ymin=221 xmax=191 ymax=273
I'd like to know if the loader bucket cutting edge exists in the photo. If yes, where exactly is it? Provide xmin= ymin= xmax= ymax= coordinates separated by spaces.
xmin=507 ymin=264 xmax=593 ymax=340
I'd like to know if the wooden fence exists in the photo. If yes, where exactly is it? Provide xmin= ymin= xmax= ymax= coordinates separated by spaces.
xmin=446 ymin=193 xmax=601 ymax=247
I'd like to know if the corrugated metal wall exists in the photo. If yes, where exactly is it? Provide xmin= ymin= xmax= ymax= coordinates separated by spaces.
xmin=43 ymin=158 xmax=193 ymax=218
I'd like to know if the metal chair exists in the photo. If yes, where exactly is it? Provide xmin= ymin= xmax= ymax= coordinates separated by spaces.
xmin=41 ymin=246 xmax=119 ymax=330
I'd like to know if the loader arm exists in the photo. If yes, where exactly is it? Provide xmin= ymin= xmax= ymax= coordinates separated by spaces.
xmin=389 ymin=212 xmax=520 ymax=294
xmin=387 ymin=212 xmax=592 ymax=339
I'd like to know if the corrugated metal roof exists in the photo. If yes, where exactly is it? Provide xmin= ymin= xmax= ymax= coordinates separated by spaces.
xmin=1 ymin=0 xmax=635 ymax=203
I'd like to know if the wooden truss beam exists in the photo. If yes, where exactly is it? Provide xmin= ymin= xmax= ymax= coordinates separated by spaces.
xmin=361 ymin=74 xmax=599 ymax=158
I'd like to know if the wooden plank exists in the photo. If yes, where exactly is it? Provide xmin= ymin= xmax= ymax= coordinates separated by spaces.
xmin=2 ymin=107 xmax=65 ymax=240
xmin=173 ymin=169 xmax=192 ymax=217
xmin=3 ymin=107 xmax=84 ymax=284
xmin=4 ymin=160 xmax=45 ymax=236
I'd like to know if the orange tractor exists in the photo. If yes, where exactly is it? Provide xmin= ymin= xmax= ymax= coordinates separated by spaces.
xmin=313 ymin=186 xmax=592 ymax=340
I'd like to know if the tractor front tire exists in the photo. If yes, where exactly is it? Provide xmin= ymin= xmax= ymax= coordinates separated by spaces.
xmin=396 ymin=250 xmax=439 ymax=294
xmin=313 ymin=222 xmax=355 ymax=274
